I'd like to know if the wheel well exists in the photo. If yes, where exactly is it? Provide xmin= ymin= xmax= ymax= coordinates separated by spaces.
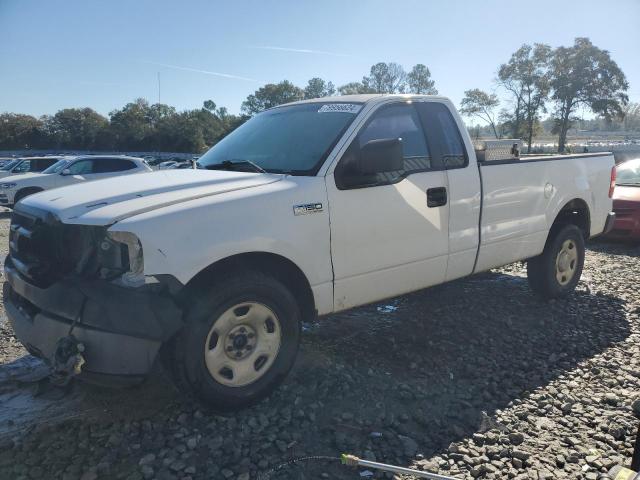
xmin=552 ymin=198 xmax=590 ymax=238
xmin=16 ymin=187 xmax=43 ymax=200
xmin=184 ymin=252 xmax=316 ymax=323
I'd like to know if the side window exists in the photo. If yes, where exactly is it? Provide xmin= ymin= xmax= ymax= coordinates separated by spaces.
xmin=42 ymin=158 xmax=58 ymax=170
xmin=336 ymin=103 xmax=432 ymax=189
xmin=418 ymin=103 xmax=468 ymax=169
xmin=13 ymin=160 xmax=30 ymax=173
xmin=66 ymin=160 xmax=94 ymax=175
xmin=30 ymin=158 xmax=54 ymax=171
xmin=93 ymin=159 xmax=137 ymax=173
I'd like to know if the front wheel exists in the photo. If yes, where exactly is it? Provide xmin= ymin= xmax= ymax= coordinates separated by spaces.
xmin=169 ymin=271 xmax=301 ymax=410
xmin=527 ymin=224 xmax=585 ymax=299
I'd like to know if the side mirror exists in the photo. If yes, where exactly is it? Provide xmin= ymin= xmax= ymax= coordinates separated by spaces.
xmin=61 ymin=169 xmax=71 ymax=176
xmin=357 ymin=138 xmax=403 ymax=174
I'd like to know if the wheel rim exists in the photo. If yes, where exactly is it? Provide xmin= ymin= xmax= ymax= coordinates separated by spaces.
xmin=555 ymin=239 xmax=578 ymax=286
xmin=204 ymin=302 xmax=282 ymax=387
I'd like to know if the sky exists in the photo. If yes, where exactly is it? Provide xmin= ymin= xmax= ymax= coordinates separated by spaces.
xmin=1 ymin=0 xmax=639 ymax=118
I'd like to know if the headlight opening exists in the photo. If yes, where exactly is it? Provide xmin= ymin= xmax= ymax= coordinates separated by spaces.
xmin=105 ymin=231 xmax=145 ymax=286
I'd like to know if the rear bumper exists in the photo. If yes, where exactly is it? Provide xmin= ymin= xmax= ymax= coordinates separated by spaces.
xmin=4 ymin=259 xmax=184 ymax=382
xmin=604 ymin=208 xmax=640 ymax=241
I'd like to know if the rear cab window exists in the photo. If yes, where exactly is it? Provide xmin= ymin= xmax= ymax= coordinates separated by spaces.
xmin=417 ymin=102 xmax=468 ymax=169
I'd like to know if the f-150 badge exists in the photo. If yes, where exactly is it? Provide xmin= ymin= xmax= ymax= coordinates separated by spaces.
xmin=293 ymin=203 xmax=323 ymax=216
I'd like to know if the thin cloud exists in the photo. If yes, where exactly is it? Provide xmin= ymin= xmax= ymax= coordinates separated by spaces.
xmin=142 ymin=61 xmax=259 ymax=82
xmin=250 ymin=45 xmax=352 ymax=58
xmin=77 ymin=81 xmax=128 ymax=87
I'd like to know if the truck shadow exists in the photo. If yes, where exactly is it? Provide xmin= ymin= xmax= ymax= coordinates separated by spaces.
xmin=292 ymin=269 xmax=630 ymax=468
xmin=0 ymin=353 xmax=181 ymax=438
xmin=0 ymin=268 xmax=630 ymax=479
xmin=588 ymin=239 xmax=640 ymax=257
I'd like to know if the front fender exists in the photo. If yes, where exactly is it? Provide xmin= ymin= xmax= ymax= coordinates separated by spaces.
xmin=110 ymin=176 xmax=333 ymax=292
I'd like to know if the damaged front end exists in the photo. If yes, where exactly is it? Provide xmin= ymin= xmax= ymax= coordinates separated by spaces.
xmin=4 ymin=203 xmax=184 ymax=385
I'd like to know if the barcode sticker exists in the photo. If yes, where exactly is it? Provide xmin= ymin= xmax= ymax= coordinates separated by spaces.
xmin=318 ymin=104 xmax=362 ymax=114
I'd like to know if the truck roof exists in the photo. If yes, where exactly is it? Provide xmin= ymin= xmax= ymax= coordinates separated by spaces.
xmin=280 ymin=93 xmax=450 ymax=108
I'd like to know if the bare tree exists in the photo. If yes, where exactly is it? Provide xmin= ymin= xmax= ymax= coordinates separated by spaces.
xmin=362 ymin=62 xmax=407 ymax=93
xmin=337 ymin=82 xmax=373 ymax=95
xmin=549 ymin=37 xmax=628 ymax=152
xmin=407 ymin=64 xmax=438 ymax=94
xmin=303 ymin=78 xmax=336 ymax=99
xmin=498 ymin=44 xmax=551 ymax=152
xmin=460 ymin=89 xmax=501 ymax=138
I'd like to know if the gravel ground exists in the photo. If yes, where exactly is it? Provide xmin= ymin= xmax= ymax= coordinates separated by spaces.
xmin=0 ymin=212 xmax=639 ymax=480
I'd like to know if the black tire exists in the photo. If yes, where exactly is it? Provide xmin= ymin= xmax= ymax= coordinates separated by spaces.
xmin=527 ymin=224 xmax=585 ymax=299
xmin=14 ymin=188 xmax=42 ymax=204
xmin=169 ymin=271 xmax=301 ymax=411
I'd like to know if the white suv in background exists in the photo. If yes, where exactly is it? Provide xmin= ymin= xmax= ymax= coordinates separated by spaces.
xmin=0 ymin=156 xmax=64 ymax=180
xmin=0 ymin=155 xmax=152 ymax=207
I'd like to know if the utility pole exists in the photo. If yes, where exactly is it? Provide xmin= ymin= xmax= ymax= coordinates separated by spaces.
xmin=157 ymin=72 xmax=162 ymax=161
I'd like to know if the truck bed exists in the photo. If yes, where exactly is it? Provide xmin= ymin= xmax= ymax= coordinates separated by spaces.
xmin=482 ymin=152 xmax=613 ymax=165
xmin=474 ymin=151 xmax=614 ymax=272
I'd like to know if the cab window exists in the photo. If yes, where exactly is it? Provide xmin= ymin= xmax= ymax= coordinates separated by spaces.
xmin=335 ymin=103 xmax=433 ymax=189
xmin=417 ymin=102 xmax=468 ymax=169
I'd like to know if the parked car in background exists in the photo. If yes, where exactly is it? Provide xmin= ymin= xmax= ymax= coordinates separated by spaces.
xmin=605 ymin=158 xmax=640 ymax=242
xmin=0 ymin=155 xmax=151 ymax=207
xmin=175 ymin=161 xmax=197 ymax=169
xmin=0 ymin=159 xmax=20 ymax=172
xmin=0 ymin=157 xmax=17 ymax=168
xmin=0 ymin=156 xmax=64 ymax=179
xmin=158 ymin=160 xmax=178 ymax=169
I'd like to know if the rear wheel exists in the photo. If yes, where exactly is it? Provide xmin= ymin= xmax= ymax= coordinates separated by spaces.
xmin=527 ymin=224 xmax=585 ymax=299
xmin=169 ymin=271 xmax=301 ymax=410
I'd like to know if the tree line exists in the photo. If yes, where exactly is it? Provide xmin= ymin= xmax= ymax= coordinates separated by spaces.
xmin=240 ymin=62 xmax=438 ymax=115
xmin=0 ymin=38 xmax=633 ymax=154
xmin=0 ymin=100 xmax=245 ymax=154
xmin=0 ymin=62 xmax=437 ymax=153
xmin=460 ymin=37 xmax=630 ymax=152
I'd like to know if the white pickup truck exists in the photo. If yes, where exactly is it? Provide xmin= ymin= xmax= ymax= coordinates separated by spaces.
xmin=5 ymin=95 xmax=616 ymax=409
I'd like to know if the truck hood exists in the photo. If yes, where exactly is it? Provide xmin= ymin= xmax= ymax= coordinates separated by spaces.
xmin=20 ymin=170 xmax=284 ymax=226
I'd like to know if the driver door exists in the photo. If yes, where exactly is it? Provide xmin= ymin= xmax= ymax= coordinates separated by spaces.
xmin=326 ymin=102 xmax=450 ymax=311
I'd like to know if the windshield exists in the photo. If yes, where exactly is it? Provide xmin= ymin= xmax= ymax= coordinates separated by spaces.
xmin=42 ymin=159 xmax=70 ymax=174
xmin=616 ymin=159 xmax=640 ymax=186
xmin=1 ymin=160 xmax=19 ymax=171
xmin=197 ymin=102 xmax=361 ymax=175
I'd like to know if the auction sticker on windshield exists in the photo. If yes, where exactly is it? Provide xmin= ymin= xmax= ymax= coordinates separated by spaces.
xmin=318 ymin=104 xmax=362 ymax=114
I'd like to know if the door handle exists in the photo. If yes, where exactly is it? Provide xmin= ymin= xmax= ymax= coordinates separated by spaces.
xmin=427 ymin=187 xmax=447 ymax=207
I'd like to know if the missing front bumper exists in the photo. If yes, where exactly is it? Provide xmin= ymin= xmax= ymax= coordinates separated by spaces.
xmin=4 ymin=261 xmax=184 ymax=380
